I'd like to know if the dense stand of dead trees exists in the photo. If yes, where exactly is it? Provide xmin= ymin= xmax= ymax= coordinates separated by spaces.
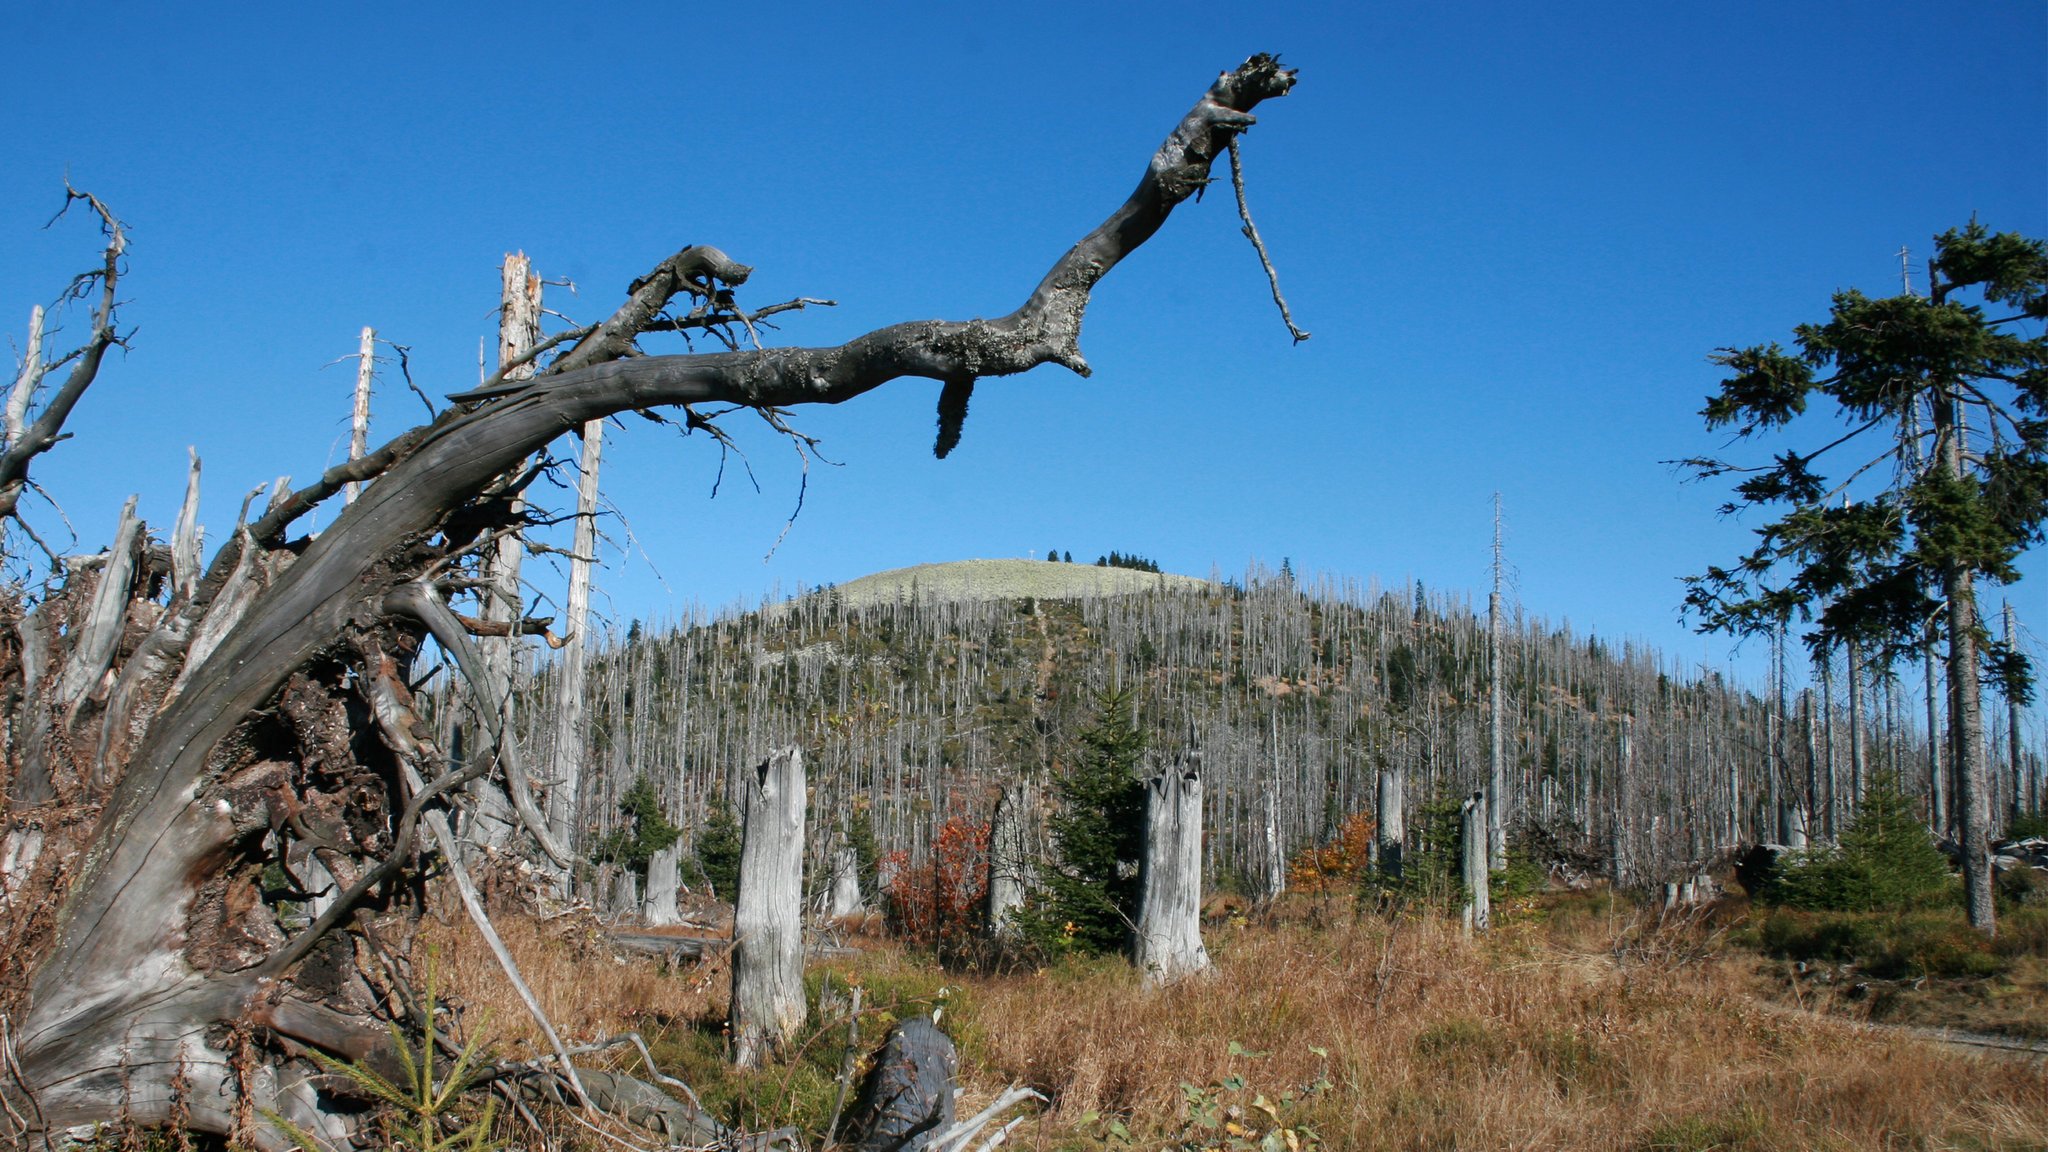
xmin=518 ymin=566 xmax=2042 ymax=909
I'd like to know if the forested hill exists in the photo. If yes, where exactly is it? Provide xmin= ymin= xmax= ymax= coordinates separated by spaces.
xmin=520 ymin=560 xmax=1946 ymax=894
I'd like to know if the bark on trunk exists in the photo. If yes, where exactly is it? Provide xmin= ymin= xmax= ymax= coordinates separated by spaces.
xmin=731 ymin=746 xmax=806 ymax=1067
xmin=840 ymin=1017 xmax=956 ymax=1152
xmin=1135 ymin=756 xmax=1209 ymax=984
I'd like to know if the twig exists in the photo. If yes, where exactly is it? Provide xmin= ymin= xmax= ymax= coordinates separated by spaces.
xmin=1226 ymin=139 xmax=1309 ymax=344
xmin=822 ymin=982 xmax=862 ymax=1146
xmin=926 ymin=1085 xmax=1046 ymax=1152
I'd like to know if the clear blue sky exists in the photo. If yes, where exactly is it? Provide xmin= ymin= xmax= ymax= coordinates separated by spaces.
xmin=2 ymin=2 xmax=2043 ymax=688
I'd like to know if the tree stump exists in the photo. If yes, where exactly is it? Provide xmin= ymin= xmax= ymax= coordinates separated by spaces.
xmin=1378 ymin=766 xmax=1405 ymax=879
xmin=826 ymin=833 xmax=864 ymax=919
xmin=1461 ymin=790 xmax=1490 ymax=934
xmin=643 ymin=842 xmax=682 ymax=926
xmin=985 ymin=782 xmax=1032 ymax=940
xmin=1136 ymin=756 xmax=1209 ymax=984
xmin=731 ymin=745 xmax=806 ymax=1067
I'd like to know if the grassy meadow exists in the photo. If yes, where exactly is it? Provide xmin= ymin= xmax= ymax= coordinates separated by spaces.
xmin=413 ymin=889 xmax=2048 ymax=1152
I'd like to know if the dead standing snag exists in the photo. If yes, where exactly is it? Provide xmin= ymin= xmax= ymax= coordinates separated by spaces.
xmin=0 ymin=55 xmax=1300 ymax=1146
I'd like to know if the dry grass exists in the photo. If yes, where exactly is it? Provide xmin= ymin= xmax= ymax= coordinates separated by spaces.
xmin=418 ymin=896 xmax=2048 ymax=1151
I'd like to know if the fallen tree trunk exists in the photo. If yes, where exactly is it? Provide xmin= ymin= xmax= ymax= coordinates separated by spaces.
xmin=0 ymin=56 xmax=1299 ymax=1146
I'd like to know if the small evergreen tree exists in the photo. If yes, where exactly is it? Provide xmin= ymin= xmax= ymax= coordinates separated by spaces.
xmin=1021 ymin=686 xmax=1147 ymax=954
xmin=694 ymin=796 xmax=744 ymax=902
xmin=1046 ymin=546 xmax=1059 ymax=562
xmin=588 ymin=773 xmax=681 ymax=882
xmin=1766 ymin=772 xmax=1953 ymax=911
xmin=1377 ymin=792 xmax=1467 ymax=910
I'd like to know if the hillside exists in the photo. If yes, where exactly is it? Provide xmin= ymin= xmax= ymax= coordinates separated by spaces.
xmin=514 ymin=562 xmax=1975 ymax=901
xmin=800 ymin=557 xmax=1211 ymax=610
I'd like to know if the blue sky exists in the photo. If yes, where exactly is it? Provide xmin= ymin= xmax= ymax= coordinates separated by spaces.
xmin=2 ymin=2 xmax=2042 ymax=689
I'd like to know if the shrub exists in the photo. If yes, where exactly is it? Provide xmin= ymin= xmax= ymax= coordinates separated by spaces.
xmin=882 ymin=814 xmax=991 ymax=962
xmin=1286 ymin=811 xmax=1375 ymax=893
xmin=1756 ymin=908 xmax=2008 ymax=979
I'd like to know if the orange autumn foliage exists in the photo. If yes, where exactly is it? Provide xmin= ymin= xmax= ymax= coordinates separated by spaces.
xmin=1286 ymin=810 xmax=1376 ymax=892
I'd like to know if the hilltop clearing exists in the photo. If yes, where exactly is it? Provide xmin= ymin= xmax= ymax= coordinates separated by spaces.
xmin=790 ymin=557 xmax=1213 ymax=611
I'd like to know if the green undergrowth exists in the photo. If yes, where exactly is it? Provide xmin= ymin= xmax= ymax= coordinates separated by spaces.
xmin=638 ymin=954 xmax=965 ymax=1140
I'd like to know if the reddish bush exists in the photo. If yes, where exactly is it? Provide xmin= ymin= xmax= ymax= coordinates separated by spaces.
xmin=1288 ymin=810 xmax=1377 ymax=893
xmin=882 ymin=815 xmax=991 ymax=958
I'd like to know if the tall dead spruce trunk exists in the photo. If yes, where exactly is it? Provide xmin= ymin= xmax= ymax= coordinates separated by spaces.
xmin=0 ymin=57 xmax=1298 ymax=1147
xmin=1136 ymin=755 xmax=1209 ymax=984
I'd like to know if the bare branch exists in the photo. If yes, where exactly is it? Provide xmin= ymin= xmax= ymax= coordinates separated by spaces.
xmin=1226 ymin=138 xmax=1310 ymax=344
xmin=0 ymin=190 xmax=126 ymax=522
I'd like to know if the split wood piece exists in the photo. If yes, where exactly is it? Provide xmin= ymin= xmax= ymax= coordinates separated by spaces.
xmin=345 ymin=326 xmax=374 ymax=504
xmin=731 ymin=745 xmax=807 ymax=1068
xmin=55 ymin=496 xmax=141 ymax=713
xmin=1136 ymin=754 xmax=1210 ymax=985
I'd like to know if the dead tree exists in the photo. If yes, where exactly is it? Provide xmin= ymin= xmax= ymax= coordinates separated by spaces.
xmin=643 ymin=841 xmax=683 ymax=925
xmin=0 ymin=57 xmax=1299 ymax=1147
xmin=1135 ymin=754 xmax=1210 ymax=984
xmin=1377 ymin=763 xmax=1405 ymax=878
xmin=984 ymin=782 xmax=1031 ymax=941
xmin=731 ymin=746 xmax=807 ymax=1068
xmin=1461 ymin=790 xmax=1489 ymax=934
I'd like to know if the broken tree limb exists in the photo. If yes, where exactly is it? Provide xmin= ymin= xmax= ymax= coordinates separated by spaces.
xmin=0 ymin=190 xmax=125 ymax=524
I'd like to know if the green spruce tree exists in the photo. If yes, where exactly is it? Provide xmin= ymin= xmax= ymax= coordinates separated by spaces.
xmin=1770 ymin=772 xmax=1953 ymax=911
xmin=1683 ymin=223 xmax=2048 ymax=935
xmin=588 ymin=773 xmax=681 ymax=882
xmin=1023 ymin=686 xmax=1147 ymax=955
xmin=693 ymin=796 xmax=744 ymax=902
